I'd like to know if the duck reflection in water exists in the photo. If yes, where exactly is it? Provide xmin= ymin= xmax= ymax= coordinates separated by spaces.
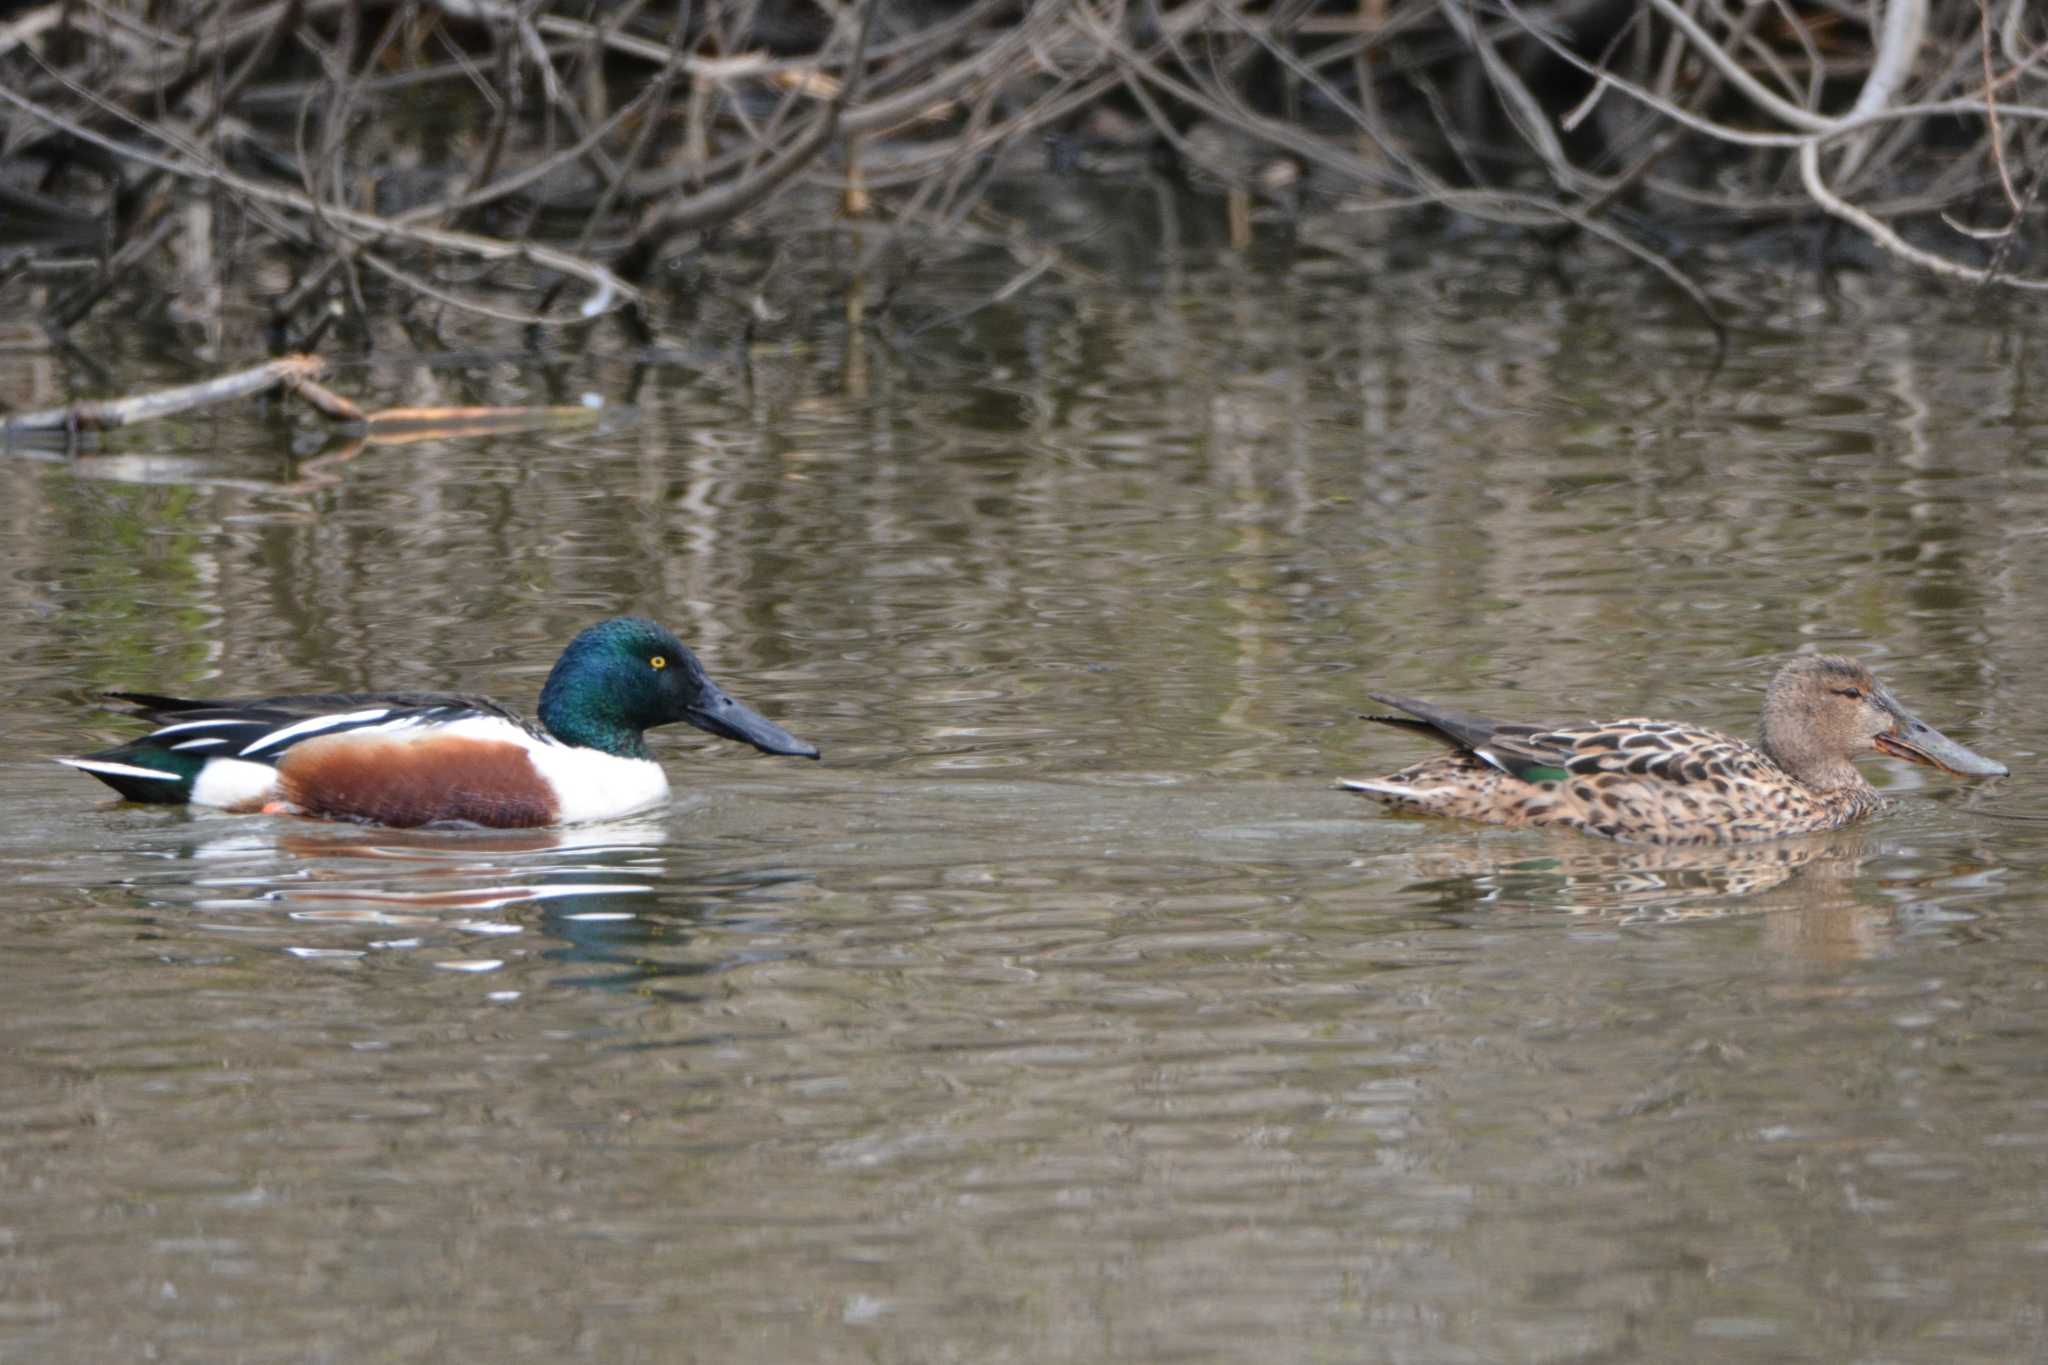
xmin=254 ymin=819 xmax=813 ymax=992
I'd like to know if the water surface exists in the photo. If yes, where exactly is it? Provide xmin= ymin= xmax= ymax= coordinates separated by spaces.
xmin=4 ymin=246 xmax=2047 ymax=1362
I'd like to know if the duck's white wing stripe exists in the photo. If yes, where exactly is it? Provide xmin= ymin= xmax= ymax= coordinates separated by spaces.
xmin=56 ymin=757 xmax=181 ymax=781
xmin=239 ymin=707 xmax=393 ymax=757
xmin=144 ymin=718 xmax=247 ymax=738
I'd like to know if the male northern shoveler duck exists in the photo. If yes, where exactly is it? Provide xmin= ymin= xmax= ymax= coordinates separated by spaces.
xmin=1340 ymin=655 xmax=2005 ymax=846
xmin=58 ymin=616 xmax=819 ymax=828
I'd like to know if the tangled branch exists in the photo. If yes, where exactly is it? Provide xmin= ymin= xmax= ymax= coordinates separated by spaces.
xmin=3 ymin=0 xmax=2043 ymax=353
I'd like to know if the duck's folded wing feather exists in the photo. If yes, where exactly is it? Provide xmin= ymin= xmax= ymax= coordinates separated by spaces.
xmin=1364 ymin=692 xmax=1578 ymax=782
xmin=102 ymin=691 xmax=536 ymax=762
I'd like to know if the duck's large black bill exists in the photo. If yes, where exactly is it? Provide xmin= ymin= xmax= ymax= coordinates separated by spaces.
xmin=685 ymin=686 xmax=820 ymax=759
xmin=1875 ymin=701 xmax=2007 ymax=778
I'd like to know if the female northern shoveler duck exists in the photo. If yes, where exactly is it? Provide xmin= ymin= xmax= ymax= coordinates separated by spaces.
xmin=1340 ymin=655 xmax=2005 ymax=846
xmin=58 ymin=616 xmax=819 ymax=829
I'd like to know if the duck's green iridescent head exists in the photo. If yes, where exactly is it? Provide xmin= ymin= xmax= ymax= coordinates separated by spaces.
xmin=537 ymin=616 xmax=819 ymax=762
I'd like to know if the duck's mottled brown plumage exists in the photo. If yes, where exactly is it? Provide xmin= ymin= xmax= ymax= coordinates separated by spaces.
xmin=1342 ymin=656 xmax=2006 ymax=846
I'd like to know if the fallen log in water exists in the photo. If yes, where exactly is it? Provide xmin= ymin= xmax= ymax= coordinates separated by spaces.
xmin=1 ymin=354 xmax=610 ymax=449
xmin=0 ymin=355 xmax=353 ymax=438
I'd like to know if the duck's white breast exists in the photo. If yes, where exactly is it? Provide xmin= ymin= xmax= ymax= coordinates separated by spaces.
xmin=190 ymin=758 xmax=286 ymax=810
xmin=512 ymin=730 xmax=671 ymax=824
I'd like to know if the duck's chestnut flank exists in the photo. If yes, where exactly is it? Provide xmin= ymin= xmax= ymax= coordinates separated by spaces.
xmin=1340 ymin=655 xmax=2006 ymax=846
xmin=278 ymin=735 xmax=559 ymax=828
xmin=57 ymin=617 xmax=819 ymax=829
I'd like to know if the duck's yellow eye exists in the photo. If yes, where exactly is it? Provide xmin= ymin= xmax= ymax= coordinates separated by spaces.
xmin=650 ymin=655 xmax=667 ymax=670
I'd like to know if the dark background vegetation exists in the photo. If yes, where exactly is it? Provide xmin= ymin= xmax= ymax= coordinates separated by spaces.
xmin=0 ymin=0 xmax=2037 ymax=362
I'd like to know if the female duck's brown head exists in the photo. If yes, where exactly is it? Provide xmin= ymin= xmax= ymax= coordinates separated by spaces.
xmin=1759 ymin=656 xmax=2007 ymax=790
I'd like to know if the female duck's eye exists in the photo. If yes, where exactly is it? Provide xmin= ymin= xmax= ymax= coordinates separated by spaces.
xmin=1834 ymin=686 xmax=1862 ymax=700
xmin=650 ymin=655 xmax=667 ymax=670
